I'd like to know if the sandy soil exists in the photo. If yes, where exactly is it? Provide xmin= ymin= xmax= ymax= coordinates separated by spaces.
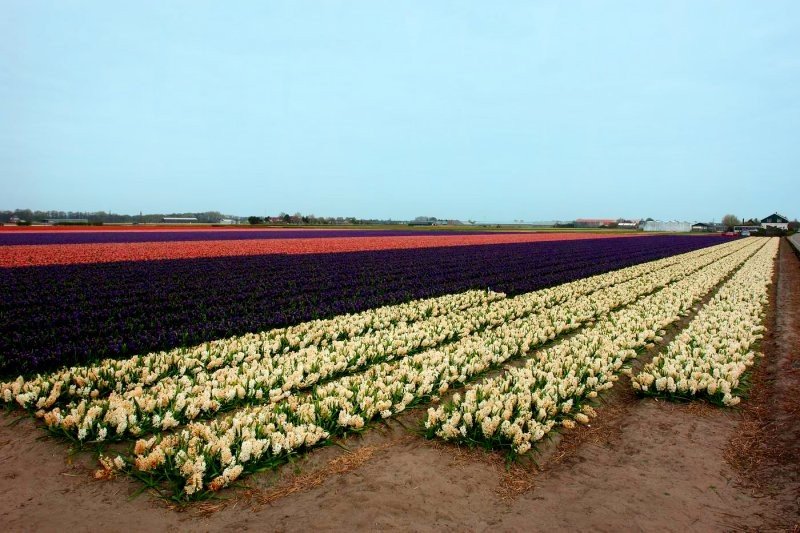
xmin=1 ymin=238 xmax=798 ymax=532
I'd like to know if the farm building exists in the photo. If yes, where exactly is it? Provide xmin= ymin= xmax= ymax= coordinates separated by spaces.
xmin=691 ymin=222 xmax=726 ymax=233
xmin=761 ymin=212 xmax=789 ymax=230
xmin=575 ymin=218 xmax=616 ymax=228
xmin=643 ymin=220 xmax=692 ymax=232
xmin=617 ymin=219 xmax=640 ymax=229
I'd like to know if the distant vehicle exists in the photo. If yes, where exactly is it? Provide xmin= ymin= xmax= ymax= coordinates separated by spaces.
xmin=741 ymin=231 xmax=750 ymax=237
xmin=734 ymin=225 xmax=760 ymax=233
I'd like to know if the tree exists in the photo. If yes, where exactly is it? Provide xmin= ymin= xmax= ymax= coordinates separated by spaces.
xmin=721 ymin=214 xmax=740 ymax=227
xmin=247 ymin=216 xmax=264 ymax=225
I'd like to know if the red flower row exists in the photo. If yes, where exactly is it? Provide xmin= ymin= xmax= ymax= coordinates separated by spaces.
xmin=0 ymin=233 xmax=646 ymax=268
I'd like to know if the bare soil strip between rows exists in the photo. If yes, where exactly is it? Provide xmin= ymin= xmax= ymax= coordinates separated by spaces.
xmin=722 ymin=238 xmax=800 ymax=528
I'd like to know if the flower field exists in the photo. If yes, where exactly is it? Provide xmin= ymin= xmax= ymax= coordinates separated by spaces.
xmin=0 ymin=233 xmax=724 ymax=375
xmin=0 ymin=231 xmax=647 ymax=267
xmin=1 ymin=231 xmax=781 ymax=503
xmin=631 ymin=238 xmax=778 ymax=405
xmin=425 ymin=238 xmax=775 ymax=453
xmin=0 ymin=228 xmax=503 ymax=245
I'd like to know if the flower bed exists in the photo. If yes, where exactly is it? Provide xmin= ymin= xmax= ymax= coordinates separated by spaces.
xmin=631 ymin=238 xmax=778 ymax=405
xmin=0 ymin=236 xmax=726 ymax=376
xmin=0 ymin=232 xmax=652 ymax=267
xmin=423 ymin=239 xmax=768 ymax=455
xmin=0 ymin=228 xmax=508 ymax=246
xmin=3 ymin=238 xmax=749 ymax=444
xmin=110 ymin=239 xmax=759 ymax=498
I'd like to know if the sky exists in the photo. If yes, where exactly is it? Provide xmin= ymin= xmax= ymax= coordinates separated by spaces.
xmin=1 ymin=1 xmax=798 ymax=222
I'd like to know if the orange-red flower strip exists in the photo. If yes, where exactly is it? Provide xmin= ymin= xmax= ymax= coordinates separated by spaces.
xmin=0 ymin=232 xmax=648 ymax=268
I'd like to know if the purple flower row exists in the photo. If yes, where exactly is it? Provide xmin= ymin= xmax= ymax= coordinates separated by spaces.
xmin=0 ymin=235 xmax=727 ymax=376
xmin=0 ymin=229 xmax=504 ymax=246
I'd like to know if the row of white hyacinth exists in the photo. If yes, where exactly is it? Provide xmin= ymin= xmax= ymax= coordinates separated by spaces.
xmin=120 ymin=239 xmax=762 ymax=498
xmin=423 ymin=238 xmax=768 ymax=455
xmin=632 ymin=238 xmax=778 ymax=405
xmin=1 ymin=289 xmax=505 ymax=408
xmin=2 ymin=239 xmax=745 ymax=421
xmin=17 ymin=239 xmax=753 ymax=443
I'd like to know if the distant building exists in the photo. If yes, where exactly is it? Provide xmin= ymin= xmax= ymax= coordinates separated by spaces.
xmin=219 ymin=219 xmax=238 ymax=225
xmin=575 ymin=218 xmax=616 ymax=228
xmin=761 ymin=212 xmax=789 ymax=230
xmin=643 ymin=220 xmax=692 ymax=232
xmin=690 ymin=222 xmax=725 ymax=232
xmin=617 ymin=219 xmax=640 ymax=229
xmin=734 ymin=225 xmax=761 ymax=234
xmin=409 ymin=216 xmax=438 ymax=226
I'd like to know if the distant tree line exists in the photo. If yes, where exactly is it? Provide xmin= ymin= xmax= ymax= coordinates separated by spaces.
xmin=246 ymin=212 xmax=408 ymax=226
xmin=0 ymin=209 xmax=440 ymax=226
xmin=720 ymin=214 xmax=767 ymax=228
xmin=0 ymin=209 xmax=234 ymax=224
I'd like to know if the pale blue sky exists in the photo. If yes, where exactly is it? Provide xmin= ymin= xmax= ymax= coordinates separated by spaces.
xmin=1 ymin=1 xmax=798 ymax=221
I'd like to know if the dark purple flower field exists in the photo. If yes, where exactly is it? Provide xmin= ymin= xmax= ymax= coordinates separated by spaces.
xmin=0 ymin=235 xmax=726 ymax=376
xmin=0 ymin=228 xmax=503 ymax=246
